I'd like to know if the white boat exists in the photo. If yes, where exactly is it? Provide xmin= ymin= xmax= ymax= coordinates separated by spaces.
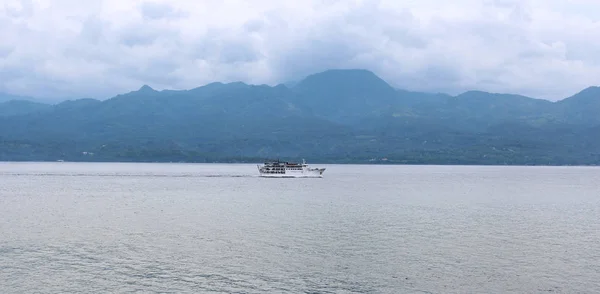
xmin=257 ymin=159 xmax=326 ymax=178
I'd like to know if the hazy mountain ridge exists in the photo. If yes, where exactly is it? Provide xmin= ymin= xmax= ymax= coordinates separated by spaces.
xmin=0 ymin=93 xmax=36 ymax=103
xmin=1 ymin=69 xmax=599 ymax=164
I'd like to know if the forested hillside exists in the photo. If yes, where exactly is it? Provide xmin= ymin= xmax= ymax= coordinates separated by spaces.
xmin=1 ymin=69 xmax=599 ymax=165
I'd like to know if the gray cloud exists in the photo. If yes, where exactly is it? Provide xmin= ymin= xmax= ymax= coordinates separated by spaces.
xmin=0 ymin=44 xmax=14 ymax=58
xmin=139 ymin=1 xmax=185 ymax=20
xmin=4 ymin=0 xmax=34 ymax=18
xmin=1 ymin=0 xmax=599 ymax=101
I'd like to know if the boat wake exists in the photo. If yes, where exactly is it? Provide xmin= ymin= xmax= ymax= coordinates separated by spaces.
xmin=0 ymin=172 xmax=258 ymax=178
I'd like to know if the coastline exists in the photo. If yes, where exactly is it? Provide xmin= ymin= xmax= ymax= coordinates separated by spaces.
xmin=0 ymin=159 xmax=598 ymax=167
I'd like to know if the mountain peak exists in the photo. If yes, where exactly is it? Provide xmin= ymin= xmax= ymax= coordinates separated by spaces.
xmin=577 ymin=86 xmax=600 ymax=95
xmin=138 ymin=85 xmax=155 ymax=92
xmin=458 ymin=90 xmax=490 ymax=96
xmin=561 ymin=86 xmax=600 ymax=103
xmin=456 ymin=90 xmax=538 ymax=101
xmin=290 ymin=69 xmax=398 ymax=122
xmin=0 ymin=92 xmax=38 ymax=103
xmin=295 ymin=68 xmax=394 ymax=92
xmin=300 ymin=69 xmax=383 ymax=83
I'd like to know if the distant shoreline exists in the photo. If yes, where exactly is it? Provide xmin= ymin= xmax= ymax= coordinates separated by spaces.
xmin=0 ymin=159 xmax=598 ymax=167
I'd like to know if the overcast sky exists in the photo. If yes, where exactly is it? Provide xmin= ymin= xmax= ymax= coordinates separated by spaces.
xmin=2 ymin=0 xmax=600 ymax=101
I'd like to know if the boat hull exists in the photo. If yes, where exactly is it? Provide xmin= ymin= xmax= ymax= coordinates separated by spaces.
xmin=259 ymin=173 xmax=323 ymax=178
xmin=258 ymin=168 xmax=325 ymax=178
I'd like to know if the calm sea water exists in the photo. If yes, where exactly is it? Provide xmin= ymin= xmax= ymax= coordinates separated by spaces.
xmin=0 ymin=162 xmax=599 ymax=293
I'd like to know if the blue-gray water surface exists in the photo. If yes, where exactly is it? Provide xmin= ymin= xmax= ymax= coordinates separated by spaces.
xmin=1 ymin=162 xmax=599 ymax=293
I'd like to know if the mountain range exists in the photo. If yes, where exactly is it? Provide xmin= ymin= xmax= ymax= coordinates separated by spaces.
xmin=1 ymin=69 xmax=600 ymax=165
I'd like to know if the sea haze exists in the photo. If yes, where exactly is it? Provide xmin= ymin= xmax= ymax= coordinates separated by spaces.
xmin=1 ymin=162 xmax=599 ymax=293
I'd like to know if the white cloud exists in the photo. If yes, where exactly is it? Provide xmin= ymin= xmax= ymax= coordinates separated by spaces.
xmin=1 ymin=0 xmax=600 ymax=100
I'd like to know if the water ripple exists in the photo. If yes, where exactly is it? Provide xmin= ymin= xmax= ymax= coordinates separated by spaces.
xmin=1 ymin=163 xmax=600 ymax=293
